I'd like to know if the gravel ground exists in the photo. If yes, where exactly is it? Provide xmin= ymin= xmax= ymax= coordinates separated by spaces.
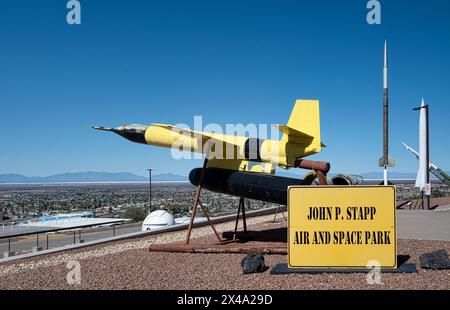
xmin=0 ymin=216 xmax=449 ymax=290
xmin=0 ymin=215 xmax=276 ymax=277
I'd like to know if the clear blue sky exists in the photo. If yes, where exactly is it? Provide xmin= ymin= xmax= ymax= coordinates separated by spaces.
xmin=0 ymin=0 xmax=449 ymax=177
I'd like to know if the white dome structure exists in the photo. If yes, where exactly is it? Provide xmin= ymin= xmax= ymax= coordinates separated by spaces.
xmin=142 ymin=210 xmax=175 ymax=231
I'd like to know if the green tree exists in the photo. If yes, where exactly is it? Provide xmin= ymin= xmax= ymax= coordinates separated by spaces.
xmin=123 ymin=206 xmax=147 ymax=223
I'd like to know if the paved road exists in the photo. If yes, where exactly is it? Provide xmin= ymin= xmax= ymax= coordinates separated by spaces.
xmin=0 ymin=226 xmax=55 ymax=238
xmin=0 ymin=225 xmax=141 ymax=255
xmin=397 ymin=210 xmax=450 ymax=241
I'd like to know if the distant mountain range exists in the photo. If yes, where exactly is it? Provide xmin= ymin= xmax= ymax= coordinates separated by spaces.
xmin=0 ymin=172 xmax=187 ymax=183
xmin=277 ymin=170 xmax=447 ymax=180
xmin=151 ymin=173 xmax=187 ymax=181
xmin=0 ymin=170 xmax=446 ymax=183
xmin=358 ymin=171 xmax=447 ymax=180
xmin=358 ymin=171 xmax=418 ymax=179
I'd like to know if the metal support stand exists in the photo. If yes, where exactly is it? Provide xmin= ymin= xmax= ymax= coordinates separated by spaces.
xmin=273 ymin=206 xmax=287 ymax=222
xmin=295 ymin=160 xmax=330 ymax=185
xmin=242 ymin=199 xmax=247 ymax=233
xmin=414 ymin=192 xmax=424 ymax=210
xmin=233 ymin=197 xmax=248 ymax=240
xmin=46 ymin=234 xmax=49 ymax=250
xmin=150 ymin=159 xmax=333 ymax=254
xmin=185 ymin=155 xmax=222 ymax=245
xmin=315 ymin=170 xmax=328 ymax=185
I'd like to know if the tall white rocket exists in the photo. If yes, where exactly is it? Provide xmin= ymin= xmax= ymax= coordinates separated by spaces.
xmin=379 ymin=41 xmax=395 ymax=185
xmin=415 ymin=99 xmax=427 ymax=190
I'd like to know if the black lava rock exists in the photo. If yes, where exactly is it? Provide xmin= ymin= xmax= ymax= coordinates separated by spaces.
xmin=241 ymin=252 xmax=267 ymax=274
xmin=419 ymin=249 xmax=450 ymax=270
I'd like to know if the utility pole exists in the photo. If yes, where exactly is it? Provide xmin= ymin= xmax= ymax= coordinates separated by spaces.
xmin=147 ymin=168 xmax=153 ymax=212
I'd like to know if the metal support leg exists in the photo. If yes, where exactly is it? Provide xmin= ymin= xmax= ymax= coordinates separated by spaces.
xmin=233 ymin=198 xmax=242 ymax=240
xmin=73 ymin=231 xmax=76 ymax=244
xmin=185 ymin=154 xmax=213 ymax=245
xmin=113 ymin=225 xmax=116 ymax=237
xmin=273 ymin=206 xmax=287 ymax=222
xmin=316 ymin=170 xmax=328 ymax=185
xmin=242 ymin=198 xmax=248 ymax=233
xmin=198 ymin=200 xmax=222 ymax=243
xmin=232 ymin=197 xmax=248 ymax=240
xmin=36 ymin=234 xmax=39 ymax=248
xmin=185 ymin=184 xmax=201 ymax=245
xmin=46 ymin=234 xmax=49 ymax=250
xmin=414 ymin=193 xmax=423 ymax=210
xmin=8 ymin=238 xmax=11 ymax=252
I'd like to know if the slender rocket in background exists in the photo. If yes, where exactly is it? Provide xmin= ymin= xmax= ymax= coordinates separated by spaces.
xmin=415 ymin=99 xmax=428 ymax=191
xmin=379 ymin=40 xmax=396 ymax=185
xmin=412 ymin=99 xmax=432 ymax=210
xmin=402 ymin=142 xmax=449 ymax=185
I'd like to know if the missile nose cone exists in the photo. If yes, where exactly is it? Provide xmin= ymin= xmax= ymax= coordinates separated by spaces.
xmin=383 ymin=40 xmax=388 ymax=90
xmin=92 ymin=124 xmax=149 ymax=144
xmin=91 ymin=125 xmax=115 ymax=132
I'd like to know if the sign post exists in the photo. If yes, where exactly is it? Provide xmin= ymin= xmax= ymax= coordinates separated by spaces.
xmin=288 ymin=186 xmax=396 ymax=269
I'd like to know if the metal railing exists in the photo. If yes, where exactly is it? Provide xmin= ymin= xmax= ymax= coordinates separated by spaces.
xmin=0 ymin=220 xmax=127 ymax=254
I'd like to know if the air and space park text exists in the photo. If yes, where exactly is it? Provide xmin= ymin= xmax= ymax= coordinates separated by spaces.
xmin=293 ymin=206 xmax=392 ymax=245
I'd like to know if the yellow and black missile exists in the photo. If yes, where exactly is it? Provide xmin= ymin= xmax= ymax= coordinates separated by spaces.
xmin=92 ymin=100 xmax=325 ymax=173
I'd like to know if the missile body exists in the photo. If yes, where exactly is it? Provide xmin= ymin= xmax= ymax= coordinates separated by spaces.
xmin=93 ymin=100 xmax=324 ymax=169
xmin=383 ymin=40 xmax=389 ymax=161
xmin=189 ymin=168 xmax=306 ymax=205
xmin=189 ymin=167 xmax=353 ymax=205
xmin=378 ymin=41 xmax=396 ymax=185
xmin=415 ymin=99 xmax=428 ymax=190
xmin=93 ymin=124 xmax=313 ymax=168
xmin=93 ymin=100 xmax=331 ymax=204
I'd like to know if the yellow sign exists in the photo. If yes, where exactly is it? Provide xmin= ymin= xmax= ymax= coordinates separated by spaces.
xmin=288 ymin=186 xmax=396 ymax=269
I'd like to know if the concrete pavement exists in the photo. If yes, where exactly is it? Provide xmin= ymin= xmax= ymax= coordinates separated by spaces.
xmin=0 ymin=225 xmax=141 ymax=255
xmin=397 ymin=209 xmax=450 ymax=241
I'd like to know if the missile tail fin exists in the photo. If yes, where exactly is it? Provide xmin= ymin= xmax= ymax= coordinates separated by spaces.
xmin=379 ymin=155 xmax=396 ymax=167
xmin=283 ymin=99 xmax=322 ymax=150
